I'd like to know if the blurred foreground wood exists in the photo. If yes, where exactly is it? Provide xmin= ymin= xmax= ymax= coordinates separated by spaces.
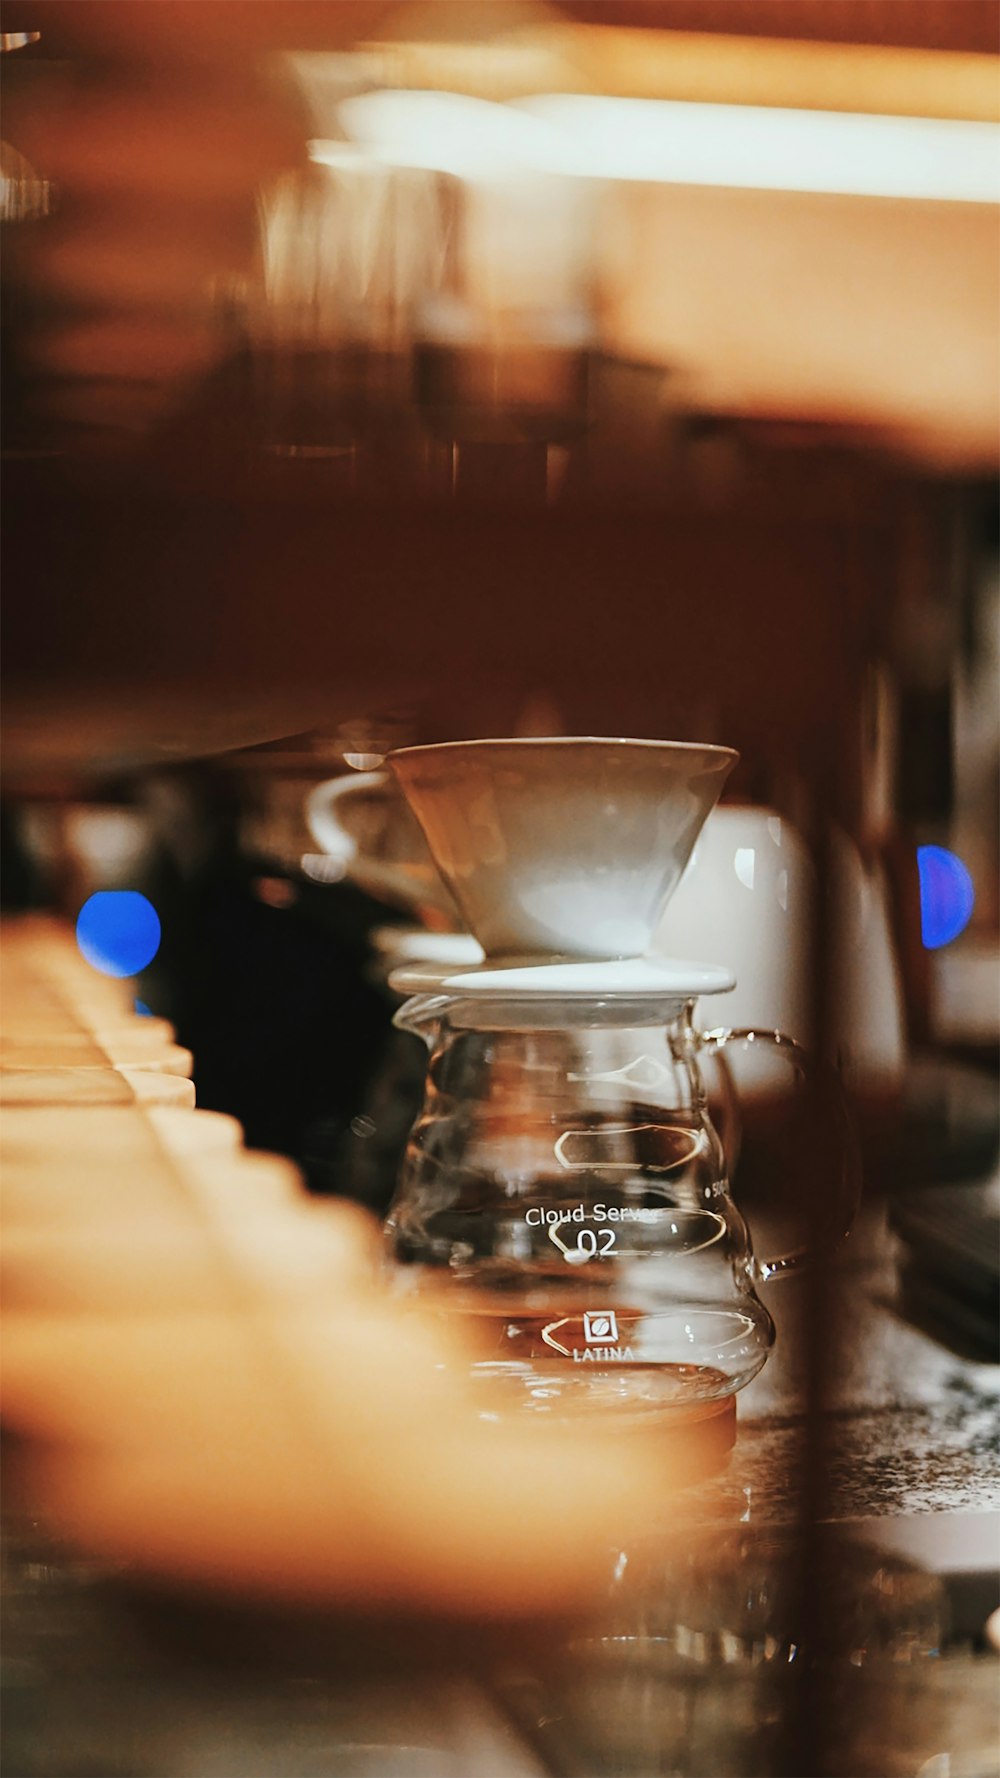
xmin=1 ymin=917 xmax=719 ymax=1623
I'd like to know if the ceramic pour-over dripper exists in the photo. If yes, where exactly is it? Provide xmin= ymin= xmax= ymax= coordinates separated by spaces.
xmin=381 ymin=739 xmax=858 ymax=1434
xmin=386 ymin=738 xmax=738 ymax=961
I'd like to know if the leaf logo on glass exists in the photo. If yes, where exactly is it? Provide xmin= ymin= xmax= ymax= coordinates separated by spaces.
xmin=541 ymin=1310 xmax=634 ymax=1362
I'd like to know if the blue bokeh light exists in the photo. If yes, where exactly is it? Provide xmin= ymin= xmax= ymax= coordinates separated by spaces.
xmin=917 ymin=846 xmax=975 ymax=950
xmin=76 ymin=891 xmax=161 ymax=979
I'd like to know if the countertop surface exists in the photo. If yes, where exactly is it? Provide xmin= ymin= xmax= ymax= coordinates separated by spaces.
xmin=4 ymin=1204 xmax=998 ymax=1778
xmin=680 ymin=1201 xmax=1000 ymax=1529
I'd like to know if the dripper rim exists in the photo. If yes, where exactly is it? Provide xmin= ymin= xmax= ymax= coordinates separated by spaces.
xmin=387 ymin=736 xmax=740 ymax=764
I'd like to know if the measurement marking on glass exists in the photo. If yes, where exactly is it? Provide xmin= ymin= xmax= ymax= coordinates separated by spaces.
xmin=554 ymin=1124 xmax=702 ymax=1173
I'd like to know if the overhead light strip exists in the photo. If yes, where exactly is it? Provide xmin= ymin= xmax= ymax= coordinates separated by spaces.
xmin=333 ymin=90 xmax=1000 ymax=205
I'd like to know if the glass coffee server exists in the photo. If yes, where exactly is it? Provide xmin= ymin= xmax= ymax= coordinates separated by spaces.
xmin=380 ymin=739 xmax=853 ymax=1424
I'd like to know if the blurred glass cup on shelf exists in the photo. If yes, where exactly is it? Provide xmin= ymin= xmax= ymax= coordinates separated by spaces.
xmin=252 ymin=147 xmax=455 ymax=464
xmin=0 ymin=136 xmax=50 ymax=225
xmin=247 ymin=80 xmax=603 ymax=489
xmin=413 ymin=289 xmax=592 ymax=460
xmin=412 ymin=171 xmax=595 ymax=467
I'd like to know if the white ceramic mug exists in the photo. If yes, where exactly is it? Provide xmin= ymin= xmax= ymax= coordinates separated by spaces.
xmin=657 ymin=807 xmax=906 ymax=1093
xmin=657 ymin=807 xmax=813 ymax=1046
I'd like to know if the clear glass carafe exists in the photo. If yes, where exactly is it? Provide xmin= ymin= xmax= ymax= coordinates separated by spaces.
xmin=386 ymin=990 xmax=821 ymax=1420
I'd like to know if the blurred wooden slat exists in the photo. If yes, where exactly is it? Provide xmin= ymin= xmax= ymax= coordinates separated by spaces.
xmin=359 ymin=26 xmax=999 ymax=118
xmin=12 ymin=1 xmax=1000 ymax=57
xmin=558 ymin=2 xmax=1000 ymax=56
xmin=2 ymin=474 xmax=888 ymax=787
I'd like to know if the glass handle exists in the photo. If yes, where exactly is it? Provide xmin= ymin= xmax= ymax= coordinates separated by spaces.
xmin=700 ymin=1026 xmax=860 ymax=1281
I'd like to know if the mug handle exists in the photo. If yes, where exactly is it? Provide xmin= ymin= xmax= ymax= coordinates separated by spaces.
xmin=306 ymin=770 xmax=388 ymax=864
xmin=305 ymin=773 xmax=453 ymax=914
xmin=699 ymin=1027 xmax=861 ymax=1281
